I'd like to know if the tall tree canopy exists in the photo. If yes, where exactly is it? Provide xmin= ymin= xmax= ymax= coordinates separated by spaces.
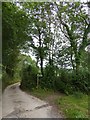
xmin=2 ymin=2 xmax=28 ymax=76
xmin=20 ymin=2 xmax=90 ymax=74
xmin=2 ymin=2 xmax=90 ymax=93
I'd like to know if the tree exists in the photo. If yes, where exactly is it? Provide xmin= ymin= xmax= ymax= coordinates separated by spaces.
xmin=2 ymin=2 xmax=28 ymax=77
xmin=56 ymin=2 xmax=90 ymax=73
xmin=20 ymin=54 xmax=39 ymax=90
xmin=21 ymin=2 xmax=54 ymax=76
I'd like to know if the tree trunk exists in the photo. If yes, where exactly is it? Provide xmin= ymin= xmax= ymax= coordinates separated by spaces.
xmin=75 ymin=54 xmax=80 ymax=77
xmin=38 ymin=29 xmax=44 ymax=76
xmin=70 ymin=49 xmax=75 ymax=70
xmin=40 ymin=57 xmax=44 ymax=76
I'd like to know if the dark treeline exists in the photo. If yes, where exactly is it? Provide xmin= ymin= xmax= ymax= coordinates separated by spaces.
xmin=2 ymin=2 xmax=90 ymax=94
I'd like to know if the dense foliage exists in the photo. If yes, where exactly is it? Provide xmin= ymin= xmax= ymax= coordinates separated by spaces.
xmin=2 ymin=2 xmax=29 ymax=89
xmin=20 ymin=55 xmax=38 ymax=90
xmin=2 ymin=2 xmax=90 ymax=94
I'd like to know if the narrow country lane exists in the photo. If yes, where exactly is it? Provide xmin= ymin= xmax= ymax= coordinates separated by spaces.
xmin=2 ymin=83 xmax=62 ymax=118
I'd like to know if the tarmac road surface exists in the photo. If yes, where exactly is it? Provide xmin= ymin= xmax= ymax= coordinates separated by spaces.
xmin=2 ymin=83 xmax=62 ymax=118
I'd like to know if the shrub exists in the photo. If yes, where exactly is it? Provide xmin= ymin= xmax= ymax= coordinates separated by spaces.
xmin=2 ymin=70 xmax=18 ymax=91
xmin=20 ymin=63 xmax=38 ymax=90
xmin=55 ymin=69 xmax=89 ymax=94
xmin=72 ymin=70 xmax=90 ymax=94
xmin=40 ymin=64 xmax=56 ymax=89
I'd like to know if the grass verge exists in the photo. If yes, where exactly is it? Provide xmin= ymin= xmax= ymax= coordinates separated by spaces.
xmin=28 ymin=88 xmax=88 ymax=118
xmin=56 ymin=92 xmax=88 ymax=118
xmin=2 ymin=73 xmax=20 ymax=91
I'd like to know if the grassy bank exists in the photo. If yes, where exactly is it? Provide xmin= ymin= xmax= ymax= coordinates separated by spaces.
xmin=56 ymin=93 xmax=88 ymax=118
xmin=2 ymin=72 xmax=20 ymax=91
xmin=27 ymin=88 xmax=88 ymax=118
xmin=2 ymin=79 xmax=20 ymax=91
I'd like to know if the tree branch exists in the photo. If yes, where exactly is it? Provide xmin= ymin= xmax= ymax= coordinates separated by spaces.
xmin=79 ymin=23 xmax=90 ymax=52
